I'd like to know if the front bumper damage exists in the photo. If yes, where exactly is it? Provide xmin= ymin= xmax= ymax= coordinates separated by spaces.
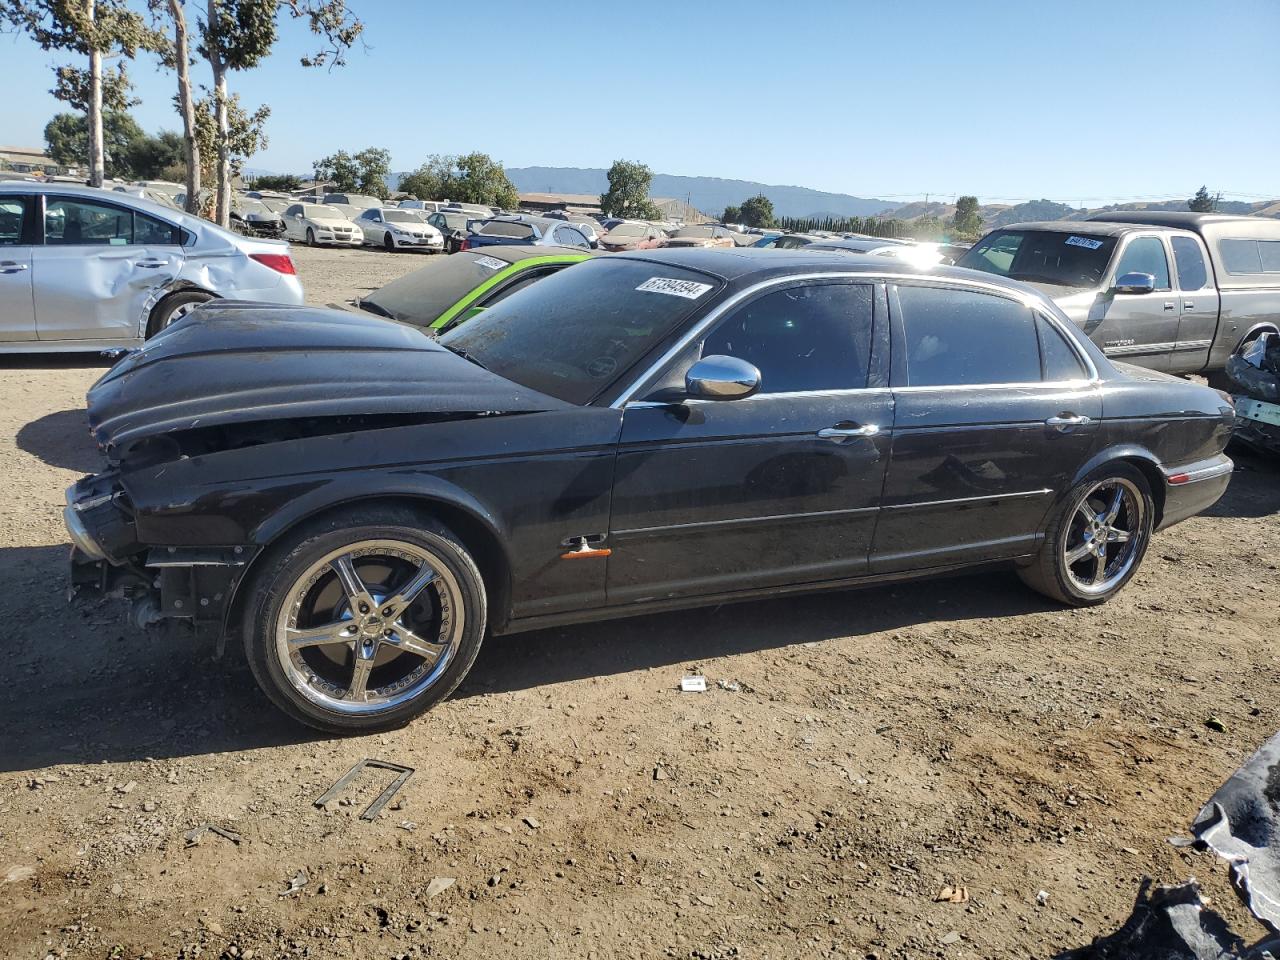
xmin=65 ymin=473 xmax=256 ymax=652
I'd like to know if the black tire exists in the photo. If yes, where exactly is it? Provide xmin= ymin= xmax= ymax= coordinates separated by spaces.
xmin=242 ymin=505 xmax=487 ymax=733
xmin=306 ymin=227 xmax=317 ymax=247
xmin=146 ymin=290 xmax=213 ymax=338
xmin=384 ymin=232 xmax=396 ymax=252
xmin=1017 ymin=462 xmax=1155 ymax=607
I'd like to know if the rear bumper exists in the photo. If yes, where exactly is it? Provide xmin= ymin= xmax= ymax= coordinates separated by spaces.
xmin=1157 ymin=454 xmax=1233 ymax=530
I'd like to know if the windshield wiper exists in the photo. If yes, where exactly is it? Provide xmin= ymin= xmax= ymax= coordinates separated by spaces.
xmin=439 ymin=342 xmax=487 ymax=369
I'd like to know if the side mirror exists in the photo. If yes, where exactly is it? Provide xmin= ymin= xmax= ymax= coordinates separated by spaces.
xmin=685 ymin=355 xmax=761 ymax=400
xmin=1114 ymin=272 xmax=1156 ymax=295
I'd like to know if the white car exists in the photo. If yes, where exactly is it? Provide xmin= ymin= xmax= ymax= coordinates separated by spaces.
xmin=0 ymin=182 xmax=303 ymax=352
xmin=281 ymin=202 xmax=363 ymax=247
xmin=355 ymin=207 xmax=444 ymax=252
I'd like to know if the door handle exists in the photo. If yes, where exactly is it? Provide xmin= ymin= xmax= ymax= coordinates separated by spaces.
xmin=1183 ymin=301 xmax=1194 ymax=309
xmin=1046 ymin=414 xmax=1092 ymax=427
xmin=817 ymin=423 xmax=880 ymax=440
xmin=134 ymin=259 xmax=169 ymax=268
xmin=1163 ymin=301 xmax=1176 ymax=310
xmin=0 ymin=261 xmax=28 ymax=273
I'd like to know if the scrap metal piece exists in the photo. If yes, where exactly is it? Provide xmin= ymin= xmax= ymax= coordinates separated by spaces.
xmin=313 ymin=759 xmax=414 ymax=823
xmin=1192 ymin=729 xmax=1280 ymax=933
xmin=183 ymin=824 xmax=243 ymax=847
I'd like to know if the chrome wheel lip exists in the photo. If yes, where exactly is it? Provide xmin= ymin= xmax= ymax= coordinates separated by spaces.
xmin=1062 ymin=477 xmax=1146 ymax=596
xmin=275 ymin=539 xmax=463 ymax=716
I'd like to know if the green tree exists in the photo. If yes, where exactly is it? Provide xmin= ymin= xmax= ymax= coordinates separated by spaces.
xmin=398 ymin=153 xmax=518 ymax=208
xmin=1188 ymin=185 xmax=1215 ymax=212
xmin=124 ymin=129 xmax=184 ymax=179
xmin=721 ymin=203 xmax=742 ymax=224
xmin=398 ymin=154 xmax=453 ymax=201
xmin=196 ymin=0 xmax=363 ymax=226
xmin=314 ymin=149 xmax=359 ymax=191
xmin=314 ymin=147 xmax=389 ymax=197
xmin=2 ymin=0 xmax=165 ymax=186
xmin=248 ymin=172 xmax=300 ymax=191
xmin=43 ymin=108 xmax=145 ymax=178
xmin=600 ymin=159 xmax=661 ymax=220
xmin=950 ymin=195 xmax=982 ymax=239
xmin=739 ymin=194 xmax=775 ymax=228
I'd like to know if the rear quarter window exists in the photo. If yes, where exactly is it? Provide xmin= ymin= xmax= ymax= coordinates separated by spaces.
xmin=1220 ymin=238 xmax=1265 ymax=274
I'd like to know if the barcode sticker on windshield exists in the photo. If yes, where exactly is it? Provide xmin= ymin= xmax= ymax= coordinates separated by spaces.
xmin=473 ymin=255 xmax=507 ymax=270
xmin=636 ymin=277 xmax=714 ymax=299
xmin=1064 ymin=235 xmax=1104 ymax=250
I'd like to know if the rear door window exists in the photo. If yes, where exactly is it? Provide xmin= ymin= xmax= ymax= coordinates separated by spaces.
xmin=702 ymin=283 xmax=874 ymax=394
xmin=1113 ymin=236 xmax=1171 ymax=289
xmin=44 ymin=197 xmax=134 ymax=245
xmin=897 ymin=285 xmax=1041 ymax=386
xmin=1170 ymin=236 xmax=1210 ymax=290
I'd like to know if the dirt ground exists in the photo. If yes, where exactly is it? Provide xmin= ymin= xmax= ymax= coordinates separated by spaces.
xmin=2 ymin=245 xmax=1279 ymax=960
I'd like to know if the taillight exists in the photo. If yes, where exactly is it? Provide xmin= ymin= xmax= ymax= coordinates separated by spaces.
xmin=249 ymin=252 xmax=297 ymax=275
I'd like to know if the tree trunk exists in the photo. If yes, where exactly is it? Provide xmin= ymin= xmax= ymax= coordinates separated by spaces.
xmin=87 ymin=0 xmax=104 ymax=187
xmin=169 ymin=0 xmax=200 ymax=214
xmin=207 ymin=0 xmax=230 ymax=228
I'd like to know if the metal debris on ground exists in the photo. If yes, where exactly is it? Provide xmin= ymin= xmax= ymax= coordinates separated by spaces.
xmin=313 ymin=759 xmax=415 ymax=823
xmin=716 ymin=679 xmax=741 ymax=692
xmin=424 ymin=877 xmax=455 ymax=899
xmin=280 ymin=869 xmax=308 ymax=897
xmin=1036 ymin=890 xmax=1050 ymax=906
xmin=680 ymin=675 xmax=707 ymax=692
xmin=935 ymin=885 xmax=969 ymax=903
xmin=183 ymin=824 xmax=243 ymax=847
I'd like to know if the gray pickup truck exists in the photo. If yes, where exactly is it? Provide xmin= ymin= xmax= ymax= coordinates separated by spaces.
xmin=957 ymin=212 xmax=1280 ymax=376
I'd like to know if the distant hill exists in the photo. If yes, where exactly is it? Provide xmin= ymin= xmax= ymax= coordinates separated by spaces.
xmin=501 ymin=166 xmax=901 ymax=219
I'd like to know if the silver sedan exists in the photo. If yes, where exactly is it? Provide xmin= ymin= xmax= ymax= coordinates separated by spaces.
xmin=0 ymin=182 xmax=305 ymax=352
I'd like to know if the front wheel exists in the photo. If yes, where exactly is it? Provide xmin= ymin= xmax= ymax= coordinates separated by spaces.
xmin=306 ymin=228 xmax=317 ymax=247
xmin=242 ymin=507 xmax=487 ymax=733
xmin=384 ymin=232 xmax=396 ymax=252
xmin=1017 ymin=464 xmax=1154 ymax=606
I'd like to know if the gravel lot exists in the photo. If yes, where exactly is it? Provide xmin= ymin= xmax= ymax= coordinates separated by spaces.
xmin=1 ymin=245 xmax=1279 ymax=959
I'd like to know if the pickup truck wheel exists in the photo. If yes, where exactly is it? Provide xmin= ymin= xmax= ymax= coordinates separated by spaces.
xmin=146 ymin=290 xmax=213 ymax=338
xmin=1018 ymin=464 xmax=1154 ymax=607
xmin=242 ymin=508 xmax=487 ymax=733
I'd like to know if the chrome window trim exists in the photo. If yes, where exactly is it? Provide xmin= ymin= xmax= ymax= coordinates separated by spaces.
xmin=613 ymin=503 xmax=879 ymax=537
xmin=890 ymin=378 xmax=1097 ymax=393
xmin=612 ymin=270 xmax=1073 ymax=409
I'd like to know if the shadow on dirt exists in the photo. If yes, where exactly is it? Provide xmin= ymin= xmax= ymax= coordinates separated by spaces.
xmin=16 ymin=408 xmax=104 ymax=473
xmin=1207 ymin=446 xmax=1280 ymax=519
xmin=459 ymin=568 xmax=1051 ymax=699
xmin=0 ymin=538 xmax=1049 ymax=774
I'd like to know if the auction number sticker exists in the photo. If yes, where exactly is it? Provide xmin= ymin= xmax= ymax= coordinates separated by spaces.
xmin=636 ymin=277 xmax=714 ymax=299
xmin=473 ymin=255 xmax=508 ymax=271
xmin=1064 ymin=235 xmax=1104 ymax=250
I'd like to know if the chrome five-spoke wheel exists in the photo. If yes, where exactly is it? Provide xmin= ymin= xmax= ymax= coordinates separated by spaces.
xmin=1061 ymin=477 xmax=1146 ymax=596
xmin=245 ymin=510 xmax=487 ymax=732
xmin=276 ymin=540 xmax=464 ymax=715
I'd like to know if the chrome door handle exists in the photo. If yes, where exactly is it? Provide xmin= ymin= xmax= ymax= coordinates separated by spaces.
xmin=0 ymin=261 xmax=28 ymax=273
xmin=1046 ymin=414 xmax=1092 ymax=427
xmin=817 ymin=423 xmax=880 ymax=440
xmin=1163 ymin=301 xmax=1176 ymax=310
xmin=1183 ymin=301 xmax=1194 ymax=309
xmin=135 ymin=259 xmax=168 ymax=268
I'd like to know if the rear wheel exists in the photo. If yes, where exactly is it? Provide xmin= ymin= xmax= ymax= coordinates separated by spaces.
xmin=146 ymin=290 xmax=213 ymax=338
xmin=242 ymin=507 xmax=487 ymax=733
xmin=1018 ymin=464 xmax=1154 ymax=606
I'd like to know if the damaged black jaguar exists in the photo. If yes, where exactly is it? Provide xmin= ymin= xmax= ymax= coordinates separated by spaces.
xmin=67 ymin=249 xmax=1236 ymax=732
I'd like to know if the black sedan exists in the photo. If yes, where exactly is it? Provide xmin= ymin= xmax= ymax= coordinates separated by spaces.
xmin=66 ymin=249 xmax=1235 ymax=732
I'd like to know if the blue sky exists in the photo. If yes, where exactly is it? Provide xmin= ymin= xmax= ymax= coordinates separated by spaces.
xmin=2 ymin=0 xmax=1277 ymax=205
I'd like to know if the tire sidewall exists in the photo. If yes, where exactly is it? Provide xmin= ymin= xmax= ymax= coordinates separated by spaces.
xmin=243 ymin=514 xmax=487 ymax=733
xmin=1044 ymin=463 xmax=1155 ymax=605
xmin=147 ymin=291 xmax=213 ymax=338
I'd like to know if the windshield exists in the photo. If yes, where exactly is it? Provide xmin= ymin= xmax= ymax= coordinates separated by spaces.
xmin=958 ymin=229 xmax=1117 ymax=288
xmin=609 ymin=223 xmax=647 ymax=238
xmin=440 ymin=258 xmax=720 ymax=404
xmin=383 ymin=210 xmax=418 ymax=223
xmin=235 ymin=199 xmax=268 ymax=215
xmin=359 ymin=251 xmax=519 ymax=323
xmin=477 ymin=220 xmax=534 ymax=238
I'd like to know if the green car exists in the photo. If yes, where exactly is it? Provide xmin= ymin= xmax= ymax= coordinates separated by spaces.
xmin=355 ymin=245 xmax=595 ymax=333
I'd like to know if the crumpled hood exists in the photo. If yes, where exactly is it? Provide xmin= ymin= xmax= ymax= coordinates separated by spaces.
xmin=86 ymin=302 xmax=567 ymax=456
